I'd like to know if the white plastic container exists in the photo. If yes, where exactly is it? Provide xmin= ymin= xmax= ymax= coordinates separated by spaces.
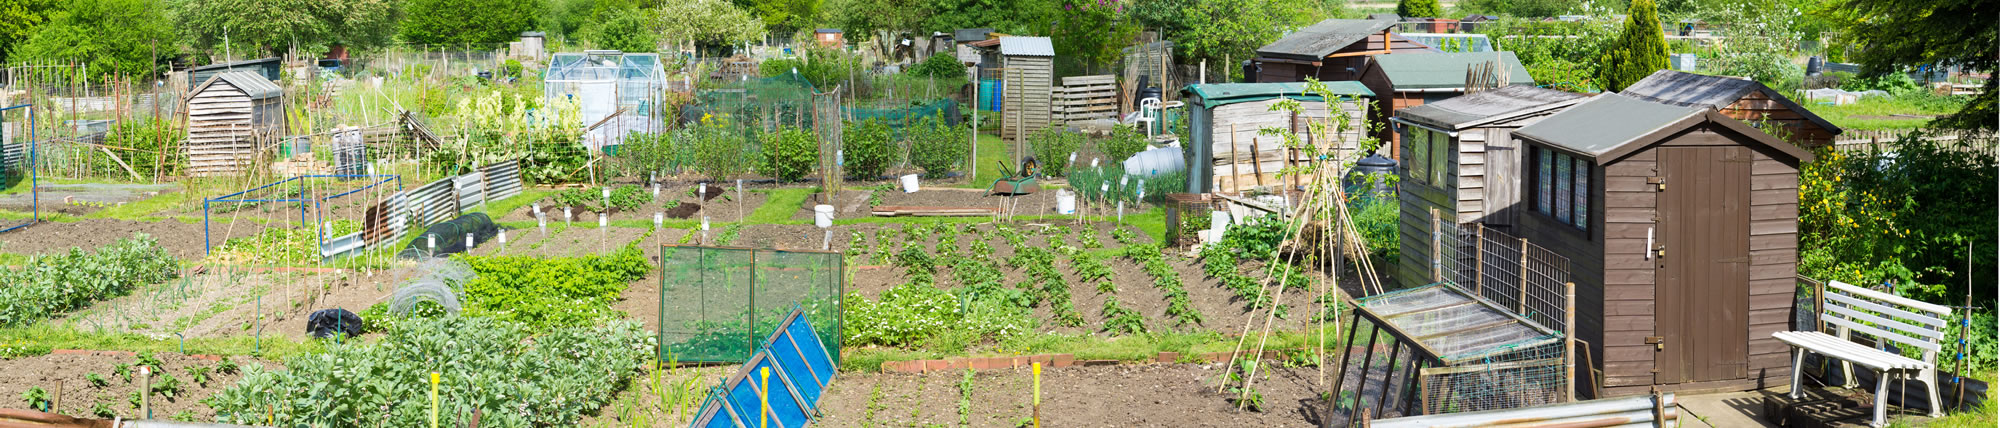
xmin=900 ymin=174 xmax=921 ymax=193
xmin=1123 ymin=146 xmax=1186 ymax=177
xmin=814 ymin=204 xmax=836 ymax=228
xmin=1056 ymin=189 xmax=1076 ymax=214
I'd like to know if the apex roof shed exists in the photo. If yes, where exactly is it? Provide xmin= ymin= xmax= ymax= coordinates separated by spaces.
xmin=1619 ymin=70 xmax=1842 ymax=147
xmin=1252 ymin=19 xmax=1438 ymax=83
xmin=973 ymin=37 xmax=1055 ymax=141
xmin=1180 ymin=82 xmax=1374 ymax=194
xmin=1359 ymin=51 xmax=1536 ymax=153
xmin=1509 ymin=93 xmax=1812 ymax=397
xmin=1390 ymin=85 xmax=1586 ymax=289
xmin=185 ymin=71 xmax=286 ymax=176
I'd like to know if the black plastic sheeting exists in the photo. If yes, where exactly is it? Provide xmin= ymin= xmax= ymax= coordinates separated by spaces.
xmin=400 ymin=212 xmax=500 ymax=258
xmin=306 ymin=308 xmax=364 ymax=338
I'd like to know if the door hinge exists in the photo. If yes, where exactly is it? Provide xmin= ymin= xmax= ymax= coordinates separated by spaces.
xmin=1646 ymin=176 xmax=1666 ymax=191
xmin=1645 ymin=336 xmax=1666 ymax=351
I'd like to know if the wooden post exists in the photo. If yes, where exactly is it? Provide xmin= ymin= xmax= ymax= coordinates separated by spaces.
xmin=1564 ymin=281 xmax=1576 ymax=403
xmin=1430 ymin=208 xmax=1441 ymax=283
xmin=1518 ymin=237 xmax=1529 ymax=314
xmin=1251 ymin=137 xmax=1266 ymax=188
xmin=1474 ymin=223 xmax=1485 ymax=296
xmin=1230 ymin=123 xmax=1241 ymax=194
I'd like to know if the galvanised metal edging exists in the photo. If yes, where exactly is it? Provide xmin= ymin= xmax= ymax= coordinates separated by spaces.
xmin=453 ymin=170 xmax=486 ymax=210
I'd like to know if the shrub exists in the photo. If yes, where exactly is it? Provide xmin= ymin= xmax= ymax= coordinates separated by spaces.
xmin=1597 ymin=0 xmax=1670 ymax=92
xmin=1027 ymin=126 xmax=1085 ymax=176
xmin=690 ymin=116 xmax=754 ymax=180
xmin=1095 ymin=124 xmax=1149 ymax=164
xmin=1350 ymin=195 xmax=1400 ymax=262
xmin=0 ymin=234 xmax=178 ymax=327
xmin=907 ymin=52 xmax=966 ymax=80
xmin=760 ymin=126 xmax=818 ymax=181
xmin=503 ymin=59 xmax=524 ymax=79
xmin=844 ymin=119 xmax=896 ymax=180
xmin=205 ymin=316 xmax=652 ymax=427
xmin=907 ymin=114 xmax=969 ymax=178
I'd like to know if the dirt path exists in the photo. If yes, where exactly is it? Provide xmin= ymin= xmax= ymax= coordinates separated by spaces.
xmin=816 ymin=363 xmax=1330 ymax=427
xmin=0 ymin=352 xmax=278 ymax=421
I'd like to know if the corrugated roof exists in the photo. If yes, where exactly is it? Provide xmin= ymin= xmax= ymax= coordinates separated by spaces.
xmin=953 ymin=28 xmax=993 ymax=42
xmin=1256 ymin=19 xmax=1397 ymax=60
xmin=998 ymin=36 xmax=1054 ymax=57
xmin=192 ymin=71 xmax=283 ymax=100
xmin=1396 ymin=85 xmax=1586 ymax=130
xmin=1182 ymin=81 xmax=1374 ymax=108
xmin=1620 ymin=69 xmax=1842 ymax=136
xmin=1513 ymin=93 xmax=1703 ymax=159
xmin=1371 ymin=51 xmax=1536 ymax=90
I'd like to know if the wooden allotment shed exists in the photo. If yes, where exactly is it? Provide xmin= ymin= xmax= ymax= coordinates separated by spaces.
xmin=1619 ymin=70 xmax=1842 ymax=147
xmin=1390 ymin=84 xmax=1586 ymax=290
xmin=1250 ymin=18 xmax=1436 ymax=83
xmin=1509 ymin=93 xmax=1813 ymax=397
xmin=1358 ymin=51 xmax=1537 ymax=151
xmin=973 ymin=36 xmax=1055 ymax=141
xmin=1179 ymin=82 xmax=1373 ymax=194
xmin=186 ymin=71 xmax=286 ymax=176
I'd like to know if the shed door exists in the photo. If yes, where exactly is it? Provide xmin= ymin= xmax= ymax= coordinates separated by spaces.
xmin=1655 ymin=146 xmax=1751 ymax=384
xmin=1482 ymin=130 xmax=1519 ymax=229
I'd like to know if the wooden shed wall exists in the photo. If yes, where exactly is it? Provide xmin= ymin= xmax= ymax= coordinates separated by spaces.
xmin=1206 ymin=98 xmax=1365 ymax=193
xmin=1721 ymin=90 xmax=1836 ymax=148
xmin=1393 ymin=115 xmax=1553 ymax=290
xmin=186 ymin=82 xmax=283 ymax=176
xmin=1000 ymin=56 xmax=1054 ymax=141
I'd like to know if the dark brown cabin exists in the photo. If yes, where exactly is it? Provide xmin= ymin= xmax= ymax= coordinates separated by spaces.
xmin=1250 ymin=18 xmax=1437 ymax=84
xmin=1619 ymin=70 xmax=1844 ymax=148
xmin=1509 ymin=93 xmax=1813 ymax=398
xmin=1359 ymin=51 xmax=1537 ymax=154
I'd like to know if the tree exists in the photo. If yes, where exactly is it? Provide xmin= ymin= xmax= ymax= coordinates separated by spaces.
xmin=12 ymin=0 xmax=174 ymax=80
xmin=402 ymin=0 xmax=543 ymax=45
xmin=173 ymin=0 xmax=400 ymax=59
xmin=1822 ymin=0 xmax=1997 ymax=130
xmin=656 ymin=0 xmax=766 ymax=47
xmin=0 ymin=0 xmax=56 ymax=63
xmin=1397 ymin=0 xmax=1441 ymax=18
xmin=1455 ymin=0 xmax=1580 ymax=17
xmin=1596 ymin=0 xmax=1669 ymax=92
xmin=1053 ymin=0 xmax=1141 ymax=72
xmin=587 ymin=10 xmax=656 ymax=52
xmin=736 ymin=0 xmax=819 ymax=35
xmin=821 ymin=0 xmax=928 ymax=56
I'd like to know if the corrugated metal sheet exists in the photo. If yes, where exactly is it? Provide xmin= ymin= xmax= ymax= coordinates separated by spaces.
xmin=410 ymin=178 xmax=458 ymax=227
xmin=453 ymin=171 xmax=486 ymax=210
xmin=997 ymin=37 xmax=1054 ymax=57
xmin=481 ymin=160 xmax=523 ymax=201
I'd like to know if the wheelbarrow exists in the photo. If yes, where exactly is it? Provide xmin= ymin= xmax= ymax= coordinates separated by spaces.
xmin=989 ymin=157 xmax=1041 ymax=196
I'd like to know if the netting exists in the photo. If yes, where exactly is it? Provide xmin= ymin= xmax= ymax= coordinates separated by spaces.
xmin=657 ymin=245 xmax=844 ymax=364
xmin=1326 ymin=283 xmax=1569 ymax=426
xmin=400 ymin=213 xmax=499 ymax=258
xmin=389 ymin=258 xmax=473 ymax=315
xmin=683 ymin=73 xmax=961 ymax=139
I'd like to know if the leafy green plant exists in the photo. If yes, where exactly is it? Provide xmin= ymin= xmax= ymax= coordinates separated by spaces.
xmin=845 ymin=119 xmax=896 ymax=180
xmin=20 ymin=387 xmax=48 ymax=411
xmin=608 ymin=184 xmax=653 ymax=212
xmin=205 ymin=317 xmax=652 ymax=427
xmin=454 ymin=243 xmax=651 ymax=330
xmin=215 ymin=358 xmax=239 ymax=375
xmin=0 ymin=234 xmax=179 ymax=327
xmin=135 ymin=352 xmax=163 ymax=372
xmin=90 ymin=401 xmax=115 ymax=418
xmin=170 ymin=410 xmax=196 ymax=422
xmin=1127 ymin=243 xmax=1204 ymax=326
xmin=87 ymin=373 xmax=109 ymax=387
xmin=1095 ymin=125 xmax=1149 ymax=165
xmin=760 ymin=126 xmax=818 ymax=182
xmin=1226 ymin=360 xmax=1265 ymax=412
xmin=909 ymin=52 xmax=968 ymax=80
xmin=152 ymin=372 xmax=182 ymax=399
xmin=957 ymin=369 xmax=975 ymax=427
xmin=186 ymin=365 xmax=212 ymax=387
xmin=1101 ymin=296 xmax=1148 ymax=335
xmin=126 ymin=390 xmax=139 ymax=409
xmin=1027 ymin=127 xmax=1086 ymax=176
xmin=907 ymin=114 xmax=970 ymax=178
xmin=114 ymin=363 xmax=133 ymax=383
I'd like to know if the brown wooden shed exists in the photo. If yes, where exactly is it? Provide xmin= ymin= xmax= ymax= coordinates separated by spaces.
xmin=1250 ymin=18 xmax=1436 ymax=84
xmin=185 ymin=71 xmax=286 ymax=177
xmin=1390 ymin=85 xmax=1586 ymax=290
xmin=1619 ymin=70 xmax=1843 ymax=148
xmin=1508 ymin=92 xmax=1813 ymax=398
xmin=1358 ymin=51 xmax=1536 ymax=155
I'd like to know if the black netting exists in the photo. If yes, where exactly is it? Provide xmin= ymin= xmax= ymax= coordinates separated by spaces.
xmin=401 ymin=213 xmax=500 ymax=257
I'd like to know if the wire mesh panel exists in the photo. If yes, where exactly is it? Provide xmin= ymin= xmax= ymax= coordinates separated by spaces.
xmin=658 ymin=245 xmax=844 ymax=364
xmin=1519 ymin=245 xmax=1571 ymax=331
xmin=1418 ymin=338 xmax=1566 ymax=414
xmin=1334 ymin=283 xmax=1569 ymax=425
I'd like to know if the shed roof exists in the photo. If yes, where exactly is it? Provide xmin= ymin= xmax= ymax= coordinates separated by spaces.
xmin=1370 ymin=51 xmax=1536 ymax=90
xmin=1514 ymin=92 xmax=1814 ymax=164
xmin=1182 ymin=81 xmax=1374 ymax=109
xmin=1396 ymin=33 xmax=1494 ymax=53
xmin=191 ymin=71 xmax=283 ymax=100
xmin=997 ymin=37 xmax=1054 ymax=57
xmin=816 ymin=28 xmax=842 ymax=34
xmin=1395 ymin=85 xmax=1586 ymax=130
xmin=189 ymin=57 xmax=280 ymax=72
xmin=953 ymin=28 xmax=993 ymax=42
xmin=1619 ymin=69 xmax=1842 ymax=136
xmin=1256 ymin=19 xmax=1397 ymax=61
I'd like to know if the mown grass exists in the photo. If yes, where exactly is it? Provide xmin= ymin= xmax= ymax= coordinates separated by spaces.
xmin=961 ymin=133 xmax=1011 ymax=189
xmin=0 ymin=323 xmax=325 ymax=361
xmin=1803 ymin=92 xmax=1969 ymax=131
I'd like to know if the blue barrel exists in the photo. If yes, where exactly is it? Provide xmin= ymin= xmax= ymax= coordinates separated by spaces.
xmin=979 ymin=79 xmax=1005 ymax=111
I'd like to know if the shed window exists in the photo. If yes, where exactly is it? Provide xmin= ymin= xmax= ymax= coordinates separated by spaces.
xmin=1532 ymin=146 xmax=1591 ymax=231
xmin=1408 ymin=128 xmax=1431 ymax=185
xmin=1429 ymin=129 xmax=1449 ymax=186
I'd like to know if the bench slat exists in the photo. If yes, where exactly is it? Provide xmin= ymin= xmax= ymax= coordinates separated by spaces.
xmin=1823 ymin=316 xmax=1943 ymax=353
xmin=1827 ymin=280 xmax=1952 ymax=316
xmin=1826 ymin=291 xmax=1948 ymax=328
xmin=1773 ymin=331 xmax=1930 ymax=371
xmin=1825 ymin=303 xmax=1945 ymax=341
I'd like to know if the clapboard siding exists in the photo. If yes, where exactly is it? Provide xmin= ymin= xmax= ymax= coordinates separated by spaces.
xmin=1209 ymin=98 xmax=1365 ymax=192
xmin=185 ymin=73 xmax=284 ymax=176
xmin=1000 ymin=56 xmax=1054 ymax=140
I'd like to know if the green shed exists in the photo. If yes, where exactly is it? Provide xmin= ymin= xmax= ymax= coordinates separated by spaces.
xmin=1180 ymin=82 xmax=1374 ymax=194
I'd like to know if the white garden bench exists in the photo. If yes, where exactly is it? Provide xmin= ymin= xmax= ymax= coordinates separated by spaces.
xmin=1772 ymin=280 xmax=1952 ymax=427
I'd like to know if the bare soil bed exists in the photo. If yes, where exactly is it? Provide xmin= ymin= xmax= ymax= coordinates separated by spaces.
xmin=0 ymin=351 xmax=278 ymax=421
xmin=0 ymin=218 xmax=271 ymax=261
xmin=788 ymin=187 xmax=1077 ymax=221
xmin=815 ymin=362 xmax=1329 ymax=427
xmin=498 ymin=183 xmax=771 ymax=224
xmin=58 ymin=264 xmax=434 ymax=340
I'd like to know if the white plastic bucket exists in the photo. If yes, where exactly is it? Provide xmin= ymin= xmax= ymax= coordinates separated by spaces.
xmin=1056 ymin=189 xmax=1076 ymax=214
xmin=900 ymin=174 xmax=921 ymax=193
xmin=814 ymin=204 xmax=835 ymax=228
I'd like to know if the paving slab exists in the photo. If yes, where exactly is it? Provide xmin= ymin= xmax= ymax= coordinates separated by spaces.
xmin=1678 ymin=389 xmax=1783 ymax=428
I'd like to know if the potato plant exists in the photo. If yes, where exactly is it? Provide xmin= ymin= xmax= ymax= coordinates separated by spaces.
xmin=1127 ymin=243 xmax=1204 ymax=326
xmin=0 ymin=234 xmax=178 ymax=327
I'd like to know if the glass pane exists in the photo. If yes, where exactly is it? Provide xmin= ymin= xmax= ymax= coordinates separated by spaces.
xmin=1409 ymin=129 xmax=1429 ymax=185
xmin=1554 ymin=153 xmax=1571 ymax=223
xmin=1573 ymin=160 xmax=1590 ymax=229
xmin=1536 ymin=148 xmax=1551 ymax=215
xmin=1432 ymin=131 xmax=1449 ymax=186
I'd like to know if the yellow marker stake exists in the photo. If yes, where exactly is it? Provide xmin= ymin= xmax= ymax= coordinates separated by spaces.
xmin=760 ymin=367 xmax=772 ymax=428
xmin=1033 ymin=362 xmax=1042 ymax=428
xmin=429 ymin=371 xmax=440 ymax=428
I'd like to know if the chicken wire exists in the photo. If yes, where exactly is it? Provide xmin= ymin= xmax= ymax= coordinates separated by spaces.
xmin=1327 ymin=282 xmax=1569 ymax=426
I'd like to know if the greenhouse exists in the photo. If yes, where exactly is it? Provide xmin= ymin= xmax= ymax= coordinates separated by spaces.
xmin=544 ymin=50 xmax=670 ymax=151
